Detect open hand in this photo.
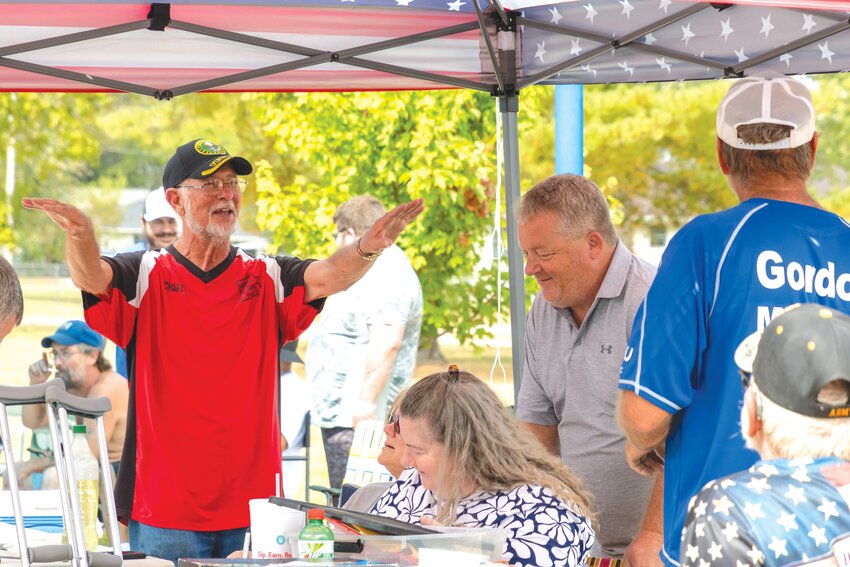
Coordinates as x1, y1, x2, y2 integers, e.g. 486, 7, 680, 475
22, 198, 94, 240
359, 199, 424, 254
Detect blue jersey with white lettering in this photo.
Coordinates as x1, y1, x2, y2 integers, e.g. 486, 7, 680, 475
619, 198, 850, 566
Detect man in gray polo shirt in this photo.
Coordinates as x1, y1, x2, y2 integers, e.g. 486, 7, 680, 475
516, 174, 660, 565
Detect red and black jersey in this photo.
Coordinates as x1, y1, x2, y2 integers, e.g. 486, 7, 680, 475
83, 245, 323, 531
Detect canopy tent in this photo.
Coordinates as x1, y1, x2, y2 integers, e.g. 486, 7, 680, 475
3, 0, 849, 397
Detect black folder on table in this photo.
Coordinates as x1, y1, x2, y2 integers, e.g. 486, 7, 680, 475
269, 496, 436, 537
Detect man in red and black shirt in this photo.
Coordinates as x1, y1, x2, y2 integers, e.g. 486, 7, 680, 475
24, 138, 423, 562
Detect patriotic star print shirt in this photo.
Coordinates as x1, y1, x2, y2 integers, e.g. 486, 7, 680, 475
681, 457, 850, 566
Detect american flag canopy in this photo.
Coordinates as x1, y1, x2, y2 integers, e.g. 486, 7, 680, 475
3, 0, 850, 96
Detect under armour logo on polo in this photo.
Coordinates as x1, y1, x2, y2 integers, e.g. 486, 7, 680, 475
601, 344, 613, 354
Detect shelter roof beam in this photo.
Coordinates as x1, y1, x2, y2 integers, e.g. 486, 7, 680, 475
0, 20, 149, 58
334, 21, 480, 59
337, 57, 491, 91
0, 57, 159, 97
472, 0, 507, 94
489, 0, 510, 28
167, 53, 334, 97
731, 18, 850, 74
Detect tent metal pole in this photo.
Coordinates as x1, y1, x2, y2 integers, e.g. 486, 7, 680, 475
500, 94, 525, 403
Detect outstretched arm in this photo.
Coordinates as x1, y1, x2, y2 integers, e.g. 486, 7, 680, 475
22, 198, 113, 296
303, 199, 424, 303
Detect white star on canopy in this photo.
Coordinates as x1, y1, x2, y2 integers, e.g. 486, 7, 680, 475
780, 53, 793, 67
720, 18, 734, 42
619, 0, 634, 19
659, 0, 672, 12
802, 14, 817, 35
585, 3, 598, 24
685, 544, 699, 562
656, 57, 671, 74
570, 38, 582, 55
819, 41, 835, 64
447, 0, 465, 10
681, 22, 695, 46
535, 41, 546, 62
761, 14, 775, 38
644, 32, 657, 45
549, 6, 562, 25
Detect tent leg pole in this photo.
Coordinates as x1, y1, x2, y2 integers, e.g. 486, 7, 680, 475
500, 94, 525, 405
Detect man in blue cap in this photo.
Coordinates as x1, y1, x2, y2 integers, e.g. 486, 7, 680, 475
22, 320, 128, 469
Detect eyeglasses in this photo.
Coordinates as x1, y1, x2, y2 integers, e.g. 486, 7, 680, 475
386, 413, 400, 435
739, 369, 753, 390
49, 348, 80, 362
177, 178, 248, 194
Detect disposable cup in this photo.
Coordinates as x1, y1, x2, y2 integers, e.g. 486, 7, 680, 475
248, 498, 305, 559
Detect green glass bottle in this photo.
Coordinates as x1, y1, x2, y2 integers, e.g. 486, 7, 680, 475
297, 509, 334, 560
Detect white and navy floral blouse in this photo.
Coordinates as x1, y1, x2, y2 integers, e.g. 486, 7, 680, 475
370, 468, 595, 567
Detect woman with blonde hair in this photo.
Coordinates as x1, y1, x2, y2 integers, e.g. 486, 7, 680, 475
371, 366, 595, 567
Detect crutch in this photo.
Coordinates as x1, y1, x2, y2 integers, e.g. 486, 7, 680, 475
0, 379, 74, 567
44, 385, 122, 567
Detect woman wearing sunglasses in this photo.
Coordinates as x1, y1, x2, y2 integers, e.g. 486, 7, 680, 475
371, 366, 596, 567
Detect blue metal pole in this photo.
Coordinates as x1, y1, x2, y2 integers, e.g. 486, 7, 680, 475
554, 85, 584, 175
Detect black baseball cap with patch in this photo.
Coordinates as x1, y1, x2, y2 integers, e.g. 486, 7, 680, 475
162, 139, 253, 190
735, 304, 850, 419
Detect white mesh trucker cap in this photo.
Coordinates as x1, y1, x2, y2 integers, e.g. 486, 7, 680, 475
716, 71, 815, 151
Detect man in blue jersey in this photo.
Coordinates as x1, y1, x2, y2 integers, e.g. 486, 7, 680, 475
617, 71, 850, 566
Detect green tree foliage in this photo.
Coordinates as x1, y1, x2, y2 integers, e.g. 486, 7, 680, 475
0, 94, 105, 260
250, 91, 501, 348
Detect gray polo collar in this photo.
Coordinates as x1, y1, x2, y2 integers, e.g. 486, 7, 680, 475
596, 240, 632, 300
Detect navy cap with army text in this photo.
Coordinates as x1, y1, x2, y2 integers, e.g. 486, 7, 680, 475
162, 139, 253, 190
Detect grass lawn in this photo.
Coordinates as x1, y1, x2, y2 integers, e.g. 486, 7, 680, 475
1, 276, 516, 502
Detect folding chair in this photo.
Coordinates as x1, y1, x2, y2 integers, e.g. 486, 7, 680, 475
311, 419, 392, 505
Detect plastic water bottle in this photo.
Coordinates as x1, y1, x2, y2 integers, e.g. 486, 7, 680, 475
71, 424, 99, 551
297, 509, 334, 560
